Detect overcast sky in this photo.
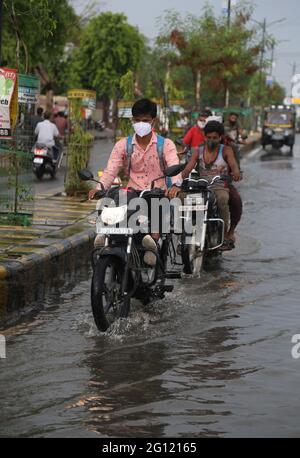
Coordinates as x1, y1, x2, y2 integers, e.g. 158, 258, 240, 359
73, 0, 300, 94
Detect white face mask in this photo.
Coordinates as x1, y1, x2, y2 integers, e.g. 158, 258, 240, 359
133, 121, 152, 137
197, 121, 206, 129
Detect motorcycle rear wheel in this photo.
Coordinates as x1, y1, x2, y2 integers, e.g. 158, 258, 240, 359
91, 256, 129, 331
35, 167, 44, 180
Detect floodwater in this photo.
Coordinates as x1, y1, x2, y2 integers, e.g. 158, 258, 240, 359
1, 140, 300, 438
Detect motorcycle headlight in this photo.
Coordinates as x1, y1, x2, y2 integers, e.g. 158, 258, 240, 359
266, 129, 273, 135
101, 205, 127, 225
284, 129, 292, 136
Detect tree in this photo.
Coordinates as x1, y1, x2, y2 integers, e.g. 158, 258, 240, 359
70, 12, 144, 99
2, 0, 79, 108
248, 72, 285, 107
2, 1, 78, 74
156, 3, 262, 108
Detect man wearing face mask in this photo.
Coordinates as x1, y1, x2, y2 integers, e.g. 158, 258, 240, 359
89, 98, 182, 265
182, 120, 241, 250
182, 110, 212, 150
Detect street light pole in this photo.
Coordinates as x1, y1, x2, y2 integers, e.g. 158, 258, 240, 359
225, 0, 231, 108
250, 17, 286, 104
270, 40, 275, 76
291, 62, 297, 98
227, 0, 231, 28
259, 18, 267, 102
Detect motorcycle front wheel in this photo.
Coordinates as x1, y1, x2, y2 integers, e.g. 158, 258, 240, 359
91, 256, 130, 331
181, 236, 204, 276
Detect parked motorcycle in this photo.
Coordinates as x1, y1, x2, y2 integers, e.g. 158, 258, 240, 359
78, 164, 185, 332
179, 172, 229, 276
32, 142, 63, 180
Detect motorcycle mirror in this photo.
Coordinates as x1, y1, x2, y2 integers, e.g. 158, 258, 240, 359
165, 164, 185, 177
78, 169, 94, 181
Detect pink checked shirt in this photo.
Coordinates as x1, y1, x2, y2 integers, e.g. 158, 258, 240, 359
99, 133, 182, 190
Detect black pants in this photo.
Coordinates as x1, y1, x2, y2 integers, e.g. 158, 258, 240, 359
52, 145, 59, 161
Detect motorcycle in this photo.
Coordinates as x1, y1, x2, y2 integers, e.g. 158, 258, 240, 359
78, 164, 185, 332
179, 172, 229, 276
32, 142, 63, 180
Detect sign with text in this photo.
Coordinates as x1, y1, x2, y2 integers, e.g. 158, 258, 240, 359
0, 67, 18, 139
68, 89, 96, 120
18, 74, 40, 105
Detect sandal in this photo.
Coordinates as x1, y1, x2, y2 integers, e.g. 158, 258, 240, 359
219, 239, 235, 251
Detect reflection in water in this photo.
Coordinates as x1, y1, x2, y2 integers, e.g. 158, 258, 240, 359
260, 156, 294, 170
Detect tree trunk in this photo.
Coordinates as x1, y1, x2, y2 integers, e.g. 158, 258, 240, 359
164, 61, 171, 108
224, 80, 230, 108
195, 69, 201, 109
46, 89, 53, 113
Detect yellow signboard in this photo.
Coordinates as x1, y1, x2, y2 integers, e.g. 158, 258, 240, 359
67, 89, 96, 100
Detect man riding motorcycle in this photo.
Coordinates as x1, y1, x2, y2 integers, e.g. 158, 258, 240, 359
34, 111, 60, 161
183, 109, 212, 149
182, 120, 241, 250
89, 98, 182, 265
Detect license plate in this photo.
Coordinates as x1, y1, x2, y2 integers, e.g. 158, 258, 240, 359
34, 158, 44, 164
179, 205, 206, 212
96, 227, 133, 235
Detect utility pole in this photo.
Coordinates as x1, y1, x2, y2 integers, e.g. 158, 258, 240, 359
258, 18, 267, 103
291, 62, 297, 98
270, 40, 275, 76
225, 0, 231, 108
0, 0, 3, 66
227, 0, 231, 28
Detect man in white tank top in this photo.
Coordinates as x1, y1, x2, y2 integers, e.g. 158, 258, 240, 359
182, 121, 241, 249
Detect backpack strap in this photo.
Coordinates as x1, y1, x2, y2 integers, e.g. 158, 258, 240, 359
126, 134, 172, 187
126, 135, 134, 174
156, 135, 166, 173
157, 135, 174, 188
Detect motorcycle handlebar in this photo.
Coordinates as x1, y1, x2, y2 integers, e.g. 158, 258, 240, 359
140, 188, 166, 199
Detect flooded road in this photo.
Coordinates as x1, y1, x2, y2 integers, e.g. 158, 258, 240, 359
1, 140, 300, 438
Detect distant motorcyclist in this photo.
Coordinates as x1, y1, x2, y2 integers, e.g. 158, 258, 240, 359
54, 111, 68, 141
183, 109, 212, 149
224, 112, 248, 164
34, 111, 60, 161
30, 107, 44, 131
224, 112, 244, 142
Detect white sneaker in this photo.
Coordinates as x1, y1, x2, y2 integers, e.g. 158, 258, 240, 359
94, 234, 105, 248
142, 235, 158, 267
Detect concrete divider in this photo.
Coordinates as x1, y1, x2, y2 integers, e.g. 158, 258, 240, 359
0, 228, 95, 323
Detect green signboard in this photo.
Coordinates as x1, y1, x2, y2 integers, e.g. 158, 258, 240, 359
18, 74, 40, 104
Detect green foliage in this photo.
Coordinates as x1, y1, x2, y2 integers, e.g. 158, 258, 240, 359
65, 124, 93, 196
2, 0, 79, 86
151, 1, 284, 109
70, 12, 144, 97
120, 70, 135, 101
248, 72, 285, 107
